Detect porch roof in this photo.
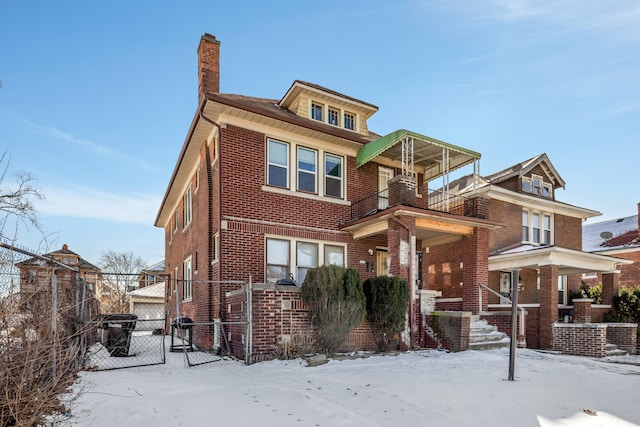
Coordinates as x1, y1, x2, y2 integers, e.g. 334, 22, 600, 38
489, 245, 633, 275
355, 129, 481, 181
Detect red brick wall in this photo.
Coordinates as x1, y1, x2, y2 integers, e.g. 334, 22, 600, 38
421, 311, 470, 352
554, 213, 582, 250
427, 240, 463, 298
584, 251, 640, 291
486, 199, 521, 252
462, 227, 489, 313
606, 323, 637, 355
553, 324, 607, 357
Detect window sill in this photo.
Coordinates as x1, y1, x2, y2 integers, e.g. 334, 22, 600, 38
262, 185, 351, 206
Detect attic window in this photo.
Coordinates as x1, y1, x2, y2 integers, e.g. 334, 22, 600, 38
522, 175, 552, 198
311, 102, 323, 122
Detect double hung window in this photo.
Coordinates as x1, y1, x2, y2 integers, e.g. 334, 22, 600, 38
522, 209, 552, 245
268, 139, 289, 188
297, 147, 317, 193
325, 154, 343, 198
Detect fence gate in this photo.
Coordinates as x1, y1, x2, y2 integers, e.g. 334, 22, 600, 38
173, 279, 252, 367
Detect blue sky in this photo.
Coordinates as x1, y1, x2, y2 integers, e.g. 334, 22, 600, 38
1, 0, 639, 265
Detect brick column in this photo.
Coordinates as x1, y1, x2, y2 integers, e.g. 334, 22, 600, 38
388, 175, 417, 208
572, 299, 593, 323
462, 227, 489, 314
387, 216, 415, 283
539, 264, 559, 350
601, 272, 620, 308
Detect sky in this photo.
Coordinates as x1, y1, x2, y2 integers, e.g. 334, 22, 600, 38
1, 0, 639, 266
58, 342, 640, 426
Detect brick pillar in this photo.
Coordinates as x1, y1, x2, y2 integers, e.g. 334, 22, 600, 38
388, 175, 417, 208
601, 272, 620, 308
573, 299, 593, 323
539, 264, 559, 349
387, 216, 415, 282
462, 227, 489, 314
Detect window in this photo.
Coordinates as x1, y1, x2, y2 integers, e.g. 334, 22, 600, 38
183, 257, 192, 301
499, 271, 512, 296
296, 242, 318, 285
297, 147, 317, 193
266, 237, 345, 284
183, 184, 192, 227
328, 108, 339, 126
522, 208, 553, 245
523, 174, 553, 198
212, 232, 219, 263
558, 275, 567, 305
311, 102, 323, 121
344, 112, 355, 130
267, 139, 289, 188
325, 153, 343, 198
266, 238, 290, 284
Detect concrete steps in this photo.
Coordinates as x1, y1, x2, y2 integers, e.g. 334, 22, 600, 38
606, 343, 628, 357
469, 317, 510, 351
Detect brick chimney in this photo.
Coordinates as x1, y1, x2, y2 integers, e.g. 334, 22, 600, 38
197, 33, 220, 103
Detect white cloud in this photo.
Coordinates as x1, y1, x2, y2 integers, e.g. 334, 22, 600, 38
35, 184, 161, 225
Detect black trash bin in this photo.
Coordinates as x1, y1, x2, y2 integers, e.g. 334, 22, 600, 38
170, 316, 194, 352
99, 314, 138, 357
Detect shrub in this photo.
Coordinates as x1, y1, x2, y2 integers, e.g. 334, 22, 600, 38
362, 276, 410, 352
301, 265, 366, 356
613, 286, 640, 323
568, 282, 602, 304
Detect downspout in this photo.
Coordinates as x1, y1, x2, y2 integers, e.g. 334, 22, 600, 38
391, 214, 415, 348
199, 111, 222, 321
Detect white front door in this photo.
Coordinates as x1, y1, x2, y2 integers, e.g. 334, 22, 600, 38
378, 166, 394, 210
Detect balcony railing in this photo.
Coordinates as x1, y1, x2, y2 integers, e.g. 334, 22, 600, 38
349, 188, 487, 222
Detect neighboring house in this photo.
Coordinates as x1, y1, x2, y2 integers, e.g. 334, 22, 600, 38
127, 281, 166, 331
137, 260, 165, 289
155, 34, 502, 357
433, 154, 632, 349
583, 203, 640, 289
16, 244, 104, 312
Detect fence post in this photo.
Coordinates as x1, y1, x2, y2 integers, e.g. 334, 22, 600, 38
246, 275, 253, 365
51, 269, 58, 378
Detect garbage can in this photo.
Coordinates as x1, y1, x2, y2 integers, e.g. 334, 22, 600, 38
99, 314, 138, 357
170, 316, 194, 352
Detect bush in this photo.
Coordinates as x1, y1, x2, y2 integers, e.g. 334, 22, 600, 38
362, 276, 410, 352
613, 286, 640, 323
568, 282, 602, 304
301, 265, 366, 356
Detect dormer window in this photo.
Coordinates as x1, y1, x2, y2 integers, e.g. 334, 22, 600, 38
311, 102, 323, 122
344, 112, 355, 130
328, 108, 339, 126
522, 174, 552, 198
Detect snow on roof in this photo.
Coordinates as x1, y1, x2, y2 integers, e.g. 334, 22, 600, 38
583, 215, 639, 252
127, 281, 165, 299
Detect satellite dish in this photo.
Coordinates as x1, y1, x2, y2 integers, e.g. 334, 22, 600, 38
600, 231, 613, 239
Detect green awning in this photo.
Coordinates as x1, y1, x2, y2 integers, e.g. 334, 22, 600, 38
356, 129, 481, 181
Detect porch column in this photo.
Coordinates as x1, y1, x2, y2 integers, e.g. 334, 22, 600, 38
461, 227, 489, 314
387, 216, 415, 282
601, 271, 620, 308
539, 264, 559, 350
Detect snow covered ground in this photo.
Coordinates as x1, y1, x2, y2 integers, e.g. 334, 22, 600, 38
58, 345, 640, 426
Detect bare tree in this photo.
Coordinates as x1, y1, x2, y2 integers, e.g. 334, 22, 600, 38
0, 150, 44, 243
98, 250, 146, 312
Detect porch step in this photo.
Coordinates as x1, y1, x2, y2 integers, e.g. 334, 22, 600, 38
469, 318, 510, 351
606, 343, 628, 357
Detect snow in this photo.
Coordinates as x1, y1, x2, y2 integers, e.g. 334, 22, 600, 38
57, 342, 640, 427
583, 215, 638, 252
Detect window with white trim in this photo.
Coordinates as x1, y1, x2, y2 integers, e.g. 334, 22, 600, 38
325, 153, 343, 198
558, 275, 567, 305
265, 237, 345, 285
522, 174, 553, 198
268, 139, 289, 188
212, 232, 219, 263
522, 208, 553, 245
183, 257, 192, 301
297, 147, 317, 193
311, 102, 323, 122
328, 107, 339, 126
344, 112, 355, 130
183, 184, 192, 228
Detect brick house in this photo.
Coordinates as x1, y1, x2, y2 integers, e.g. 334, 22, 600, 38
582, 203, 640, 289
430, 154, 633, 349
155, 34, 506, 358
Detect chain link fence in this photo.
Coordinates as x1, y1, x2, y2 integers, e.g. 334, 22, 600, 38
0, 241, 97, 426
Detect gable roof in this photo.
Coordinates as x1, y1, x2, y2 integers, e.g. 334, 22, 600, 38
279, 80, 378, 111
583, 214, 640, 252
484, 153, 565, 189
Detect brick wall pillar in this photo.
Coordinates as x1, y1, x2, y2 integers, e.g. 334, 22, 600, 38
387, 216, 415, 282
539, 264, 559, 349
388, 175, 417, 208
573, 299, 593, 323
601, 271, 620, 308
462, 227, 489, 314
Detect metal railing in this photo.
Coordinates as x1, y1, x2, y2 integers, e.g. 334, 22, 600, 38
479, 283, 526, 337
349, 188, 485, 222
